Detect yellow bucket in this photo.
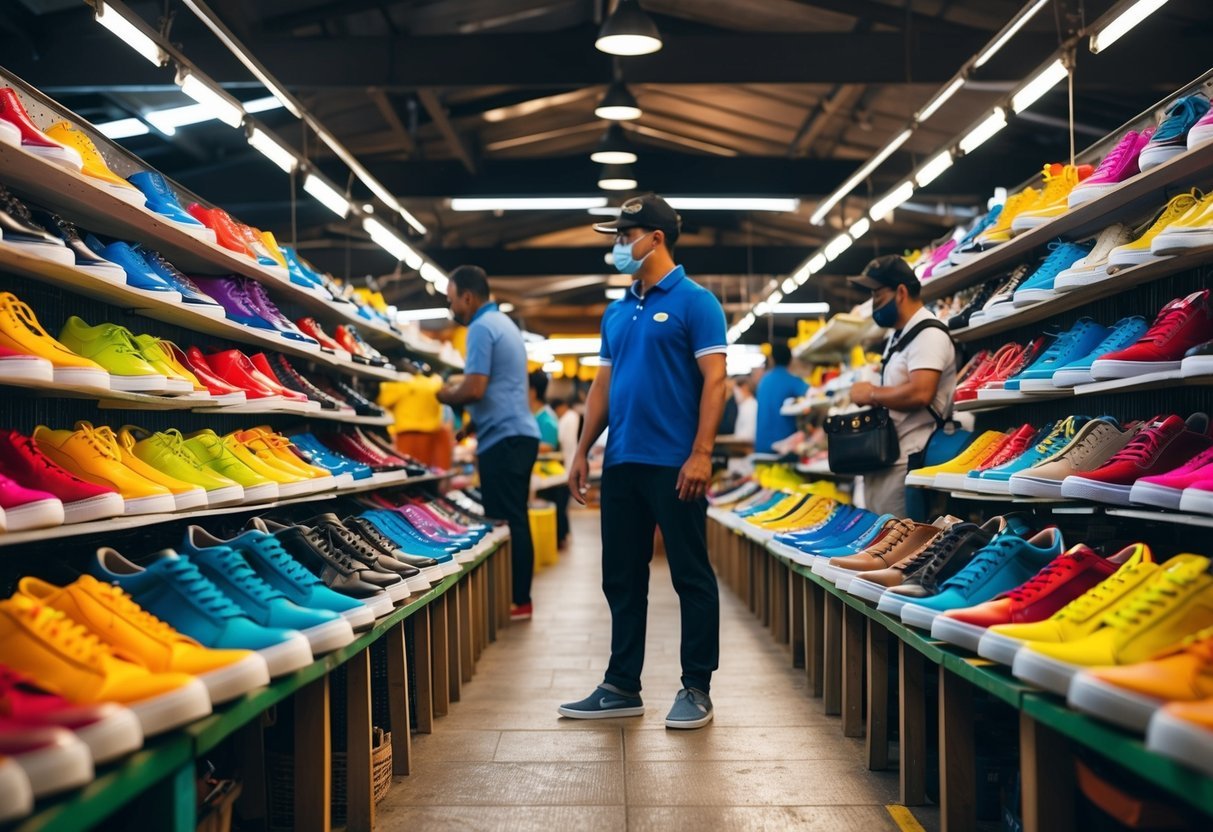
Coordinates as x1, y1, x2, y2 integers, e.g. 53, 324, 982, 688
529, 502, 558, 569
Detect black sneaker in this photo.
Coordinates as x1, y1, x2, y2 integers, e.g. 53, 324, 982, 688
0, 187, 68, 255
969, 263, 1035, 325
271, 355, 348, 412
948, 277, 1002, 330
558, 685, 644, 720
341, 515, 445, 580
303, 513, 429, 594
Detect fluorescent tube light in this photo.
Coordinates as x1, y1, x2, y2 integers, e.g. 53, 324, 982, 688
420, 263, 448, 294
807, 253, 827, 273
450, 197, 608, 211
247, 127, 298, 173
849, 217, 871, 240
244, 96, 285, 114
974, 0, 1050, 67
823, 234, 853, 262
915, 76, 965, 123
589, 207, 622, 217
768, 291, 784, 305
810, 128, 912, 225
915, 150, 954, 186
396, 307, 452, 322
793, 266, 811, 286
304, 174, 350, 218
754, 302, 770, 317
176, 69, 245, 129
771, 303, 831, 315
1011, 58, 1068, 113
781, 277, 797, 294
605, 287, 626, 300
145, 103, 213, 135
363, 217, 421, 266
869, 181, 915, 222
1089, 0, 1170, 53
95, 2, 165, 66
666, 197, 801, 212
96, 118, 149, 139
542, 361, 564, 373
958, 108, 1007, 154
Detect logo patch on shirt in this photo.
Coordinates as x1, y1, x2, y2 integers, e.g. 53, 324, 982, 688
653, 312, 669, 322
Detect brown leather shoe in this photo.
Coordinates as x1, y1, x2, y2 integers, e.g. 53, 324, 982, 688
844, 516, 965, 600
818, 519, 947, 584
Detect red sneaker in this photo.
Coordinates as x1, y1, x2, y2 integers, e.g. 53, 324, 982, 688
931, 544, 1128, 651
1061, 413, 1213, 505
203, 349, 292, 401
295, 318, 345, 355
0, 430, 124, 524
1091, 289, 1213, 379
510, 603, 533, 621
981, 336, 1049, 393
954, 344, 1016, 402
0, 665, 142, 764
176, 345, 248, 404
0, 718, 93, 799
0, 88, 81, 170
186, 204, 255, 258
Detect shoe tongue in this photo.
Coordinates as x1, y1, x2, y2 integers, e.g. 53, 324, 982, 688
307, 512, 344, 527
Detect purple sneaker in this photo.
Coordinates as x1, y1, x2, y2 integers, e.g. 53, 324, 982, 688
240, 280, 320, 349
1067, 127, 1155, 208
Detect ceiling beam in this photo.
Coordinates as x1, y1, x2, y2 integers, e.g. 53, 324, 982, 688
367, 87, 417, 157
416, 89, 478, 173
790, 0, 986, 34
425, 246, 812, 276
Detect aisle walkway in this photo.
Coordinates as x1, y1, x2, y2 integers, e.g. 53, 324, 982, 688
379, 509, 920, 831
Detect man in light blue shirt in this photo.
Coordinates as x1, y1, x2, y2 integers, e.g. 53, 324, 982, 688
755, 342, 808, 453
439, 265, 540, 619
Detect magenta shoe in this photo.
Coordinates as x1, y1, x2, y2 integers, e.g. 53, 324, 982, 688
1130, 445, 1213, 510
1067, 127, 1155, 208
0, 474, 65, 532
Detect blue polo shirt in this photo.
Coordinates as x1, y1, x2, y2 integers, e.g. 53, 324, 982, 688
464, 302, 540, 453
755, 366, 809, 453
599, 266, 727, 468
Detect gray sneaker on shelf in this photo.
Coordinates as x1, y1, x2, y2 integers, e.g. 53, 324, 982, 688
558, 685, 644, 720
665, 688, 713, 729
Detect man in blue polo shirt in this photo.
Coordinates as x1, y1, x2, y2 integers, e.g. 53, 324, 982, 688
561, 195, 728, 729
755, 342, 808, 453
439, 265, 540, 620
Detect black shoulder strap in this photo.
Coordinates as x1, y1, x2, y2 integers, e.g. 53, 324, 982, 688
881, 317, 954, 425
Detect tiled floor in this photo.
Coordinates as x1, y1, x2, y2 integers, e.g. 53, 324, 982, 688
378, 509, 928, 831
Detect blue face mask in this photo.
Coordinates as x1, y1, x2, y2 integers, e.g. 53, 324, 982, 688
872, 294, 899, 328
612, 232, 654, 275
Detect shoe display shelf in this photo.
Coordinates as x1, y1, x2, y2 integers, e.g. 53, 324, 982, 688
15, 529, 513, 832
779, 395, 833, 417
920, 139, 1213, 303
706, 517, 1213, 829
955, 368, 1213, 413
791, 313, 880, 365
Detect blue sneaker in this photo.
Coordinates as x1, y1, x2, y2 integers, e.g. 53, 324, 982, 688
558, 685, 644, 720
665, 688, 713, 729
1140, 94, 1211, 171
948, 204, 1004, 265
1011, 240, 1092, 306
901, 527, 1065, 631
223, 523, 377, 632
814, 515, 901, 558
291, 434, 374, 481
135, 247, 226, 317
90, 546, 314, 678
966, 416, 1090, 495
790, 510, 885, 554
180, 526, 352, 655
127, 171, 212, 239
361, 510, 462, 560
83, 235, 182, 301
1050, 317, 1150, 387
1005, 319, 1110, 391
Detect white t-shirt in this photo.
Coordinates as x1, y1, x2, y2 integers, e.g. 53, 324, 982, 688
880, 306, 956, 464
558, 408, 582, 469
733, 396, 758, 441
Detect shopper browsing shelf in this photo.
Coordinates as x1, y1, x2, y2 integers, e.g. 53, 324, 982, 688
755, 342, 808, 453
846, 255, 956, 518
439, 266, 540, 621
563, 194, 728, 729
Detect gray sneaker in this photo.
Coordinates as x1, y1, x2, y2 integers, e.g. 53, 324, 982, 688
665, 688, 713, 729
558, 686, 644, 720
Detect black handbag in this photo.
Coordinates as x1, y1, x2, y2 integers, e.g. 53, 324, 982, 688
824, 318, 954, 475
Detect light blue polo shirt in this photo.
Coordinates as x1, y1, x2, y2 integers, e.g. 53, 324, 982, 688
599, 266, 727, 468
464, 302, 540, 453
755, 366, 809, 453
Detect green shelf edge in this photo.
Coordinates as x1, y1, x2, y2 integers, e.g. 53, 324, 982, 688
12, 539, 504, 832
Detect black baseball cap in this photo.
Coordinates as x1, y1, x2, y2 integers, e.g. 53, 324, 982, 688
592, 194, 681, 238
848, 254, 921, 293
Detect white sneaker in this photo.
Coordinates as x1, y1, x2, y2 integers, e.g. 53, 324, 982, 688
1053, 223, 1133, 293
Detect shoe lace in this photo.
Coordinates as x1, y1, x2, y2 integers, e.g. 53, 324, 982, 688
940, 534, 1024, 593
1006, 556, 1078, 603
248, 535, 320, 586
3, 295, 54, 340
19, 603, 109, 663
1154, 97, 1208, 142
1105, 568, 1197, 630
895, 525, 971, 576
94, 582, 184, 640
1037, 164, 1075, 201
163, 558, 243, 617
1057, 564, 1147, 621
2, 189, 37, 224
349, 517, 398, 552
1032, 416, 1083, 456
1097, 318, 1148, 351
76, 422, 123, 460
1141, 297, 1197, 345
99, 324, 142, 355
1143, 190, 1203, 235
213, 549, 285, 602
309, 524, 360, 569
1091, 131, 1138, 177
1109, 421, 1175, 464
1035, 241, 1091, 278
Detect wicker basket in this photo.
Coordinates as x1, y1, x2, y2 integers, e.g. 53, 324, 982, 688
267, 727, 393, 830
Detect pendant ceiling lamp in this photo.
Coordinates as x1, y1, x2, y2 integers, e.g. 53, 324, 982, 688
598, 163, 638, 191
595, 81, 641, 121
590, 124, 638, 165
595, 0, 662, 56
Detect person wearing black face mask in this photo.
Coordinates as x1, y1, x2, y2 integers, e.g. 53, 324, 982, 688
846, 255, 956, 518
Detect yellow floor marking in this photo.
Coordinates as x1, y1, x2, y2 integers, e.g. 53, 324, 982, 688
886, 804, 927, 832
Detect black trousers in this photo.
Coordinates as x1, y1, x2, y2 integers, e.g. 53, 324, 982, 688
600, 463, 720, 695
478, 435, 539, 606
537, 485, 570, 544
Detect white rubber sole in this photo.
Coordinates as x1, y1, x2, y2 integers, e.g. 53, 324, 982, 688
1182, 356, 1213, 377
198, 653, 270, 703
1090, 358, 1180, 379
62, 492, 125, 524
258, 634, 314, 677
204, 484, 246, 507
274, 479, 318, 499
1018, 377, 1064, 392
666, 709, 714, 730
1152, 229, 1213, 254
176, 221, 217, 244
848, 578, 890, 604
1106, 247, 1162, 269
1067, 672, 1162, 733
1048, 368, 1094, 387
3, 497, 65, 531
1189, 124, 1213, 150
1067, 181, 1126, 208
1013, 288, 1056, 306
7, 237, 76, 267
1054, 267, 1113, 292
1012, 648, 1081, 695
977, 630, 1026, 666
11, 734, 93, 798
101, 183, 147, 208
27, 143, 83, 171
0, 355, 53, 383
301, 617, 356, 654
170, 488, 209, 512
0, 121, 20, 148
968, 477, 1014, 495
834, 574, 857, 592
1128, 480, 1184, 510
930, 615, 989, 652
122, 492, 177, 516
903, 473, 937, 487
933, 473, 978, 492
439, 559, 463, 577
0, 757, 33, 822
1178, 488, 1213, 515
359, 592, 394, 619
1011, 213, 1062, 233
341, 604, 376, 631
1007, 475, 1066, 499
160, 378, 195, 395
182, 301, 228, 319
405, 574, 432, 593
876, 591, 916, 618
1138, 143, 1185, 171
383, 579, 411, 603
900, 602, 942, 630
1146, 708, 1213, 776
1059, 476, 1134, 506
123, 285, 182, 305
52, 366, 111, 389
241, 482, 280, 504
73, 706, 144, 763
109, 373, 170, 393
127, 678, 212, 736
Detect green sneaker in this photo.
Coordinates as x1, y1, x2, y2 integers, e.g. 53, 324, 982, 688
121, 427, 245, 507
183, 430, 279, 504
57, 316, 167, 393
130, 334, 197, 395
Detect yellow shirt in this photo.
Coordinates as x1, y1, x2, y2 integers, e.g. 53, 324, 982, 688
378, 374, 445, 434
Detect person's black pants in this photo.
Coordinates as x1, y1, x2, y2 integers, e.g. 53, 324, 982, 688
478, 435, 539, 606
600, 463, 720, 695
538, 485, 570, 544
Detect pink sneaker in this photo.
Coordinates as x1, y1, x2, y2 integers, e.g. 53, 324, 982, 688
1189, 108, 1213, 150
0, 718, 93, 798
0, 474, 64, 532
1067, 127, 1155, 208
1129, 445, 1213, 509
921, 239, 957, 280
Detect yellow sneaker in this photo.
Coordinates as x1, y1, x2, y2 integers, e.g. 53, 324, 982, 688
0, 293, 109, 388
131, 335, 203, 395
0, 594, 211, 736
746, 493, 808, 525
1108, 189, 1204, 270
257, 230, 289, 269
244, 428, 334, 482
1151, 190, 1213, 255
905, 430, 1008, 487
221, 432, 314, 499
43, 123, 145, 207
121, 427, 245, 508
182, 430, 279, 504
977, 181, 1046, 244
230, 429, 334, 494
1013, 554, 1213, 695
759, 496, 835, 532
33, 422, 176, 516
104, 426, 208, 512
17, 575, 268, 704
1009, 163, 1094, 233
